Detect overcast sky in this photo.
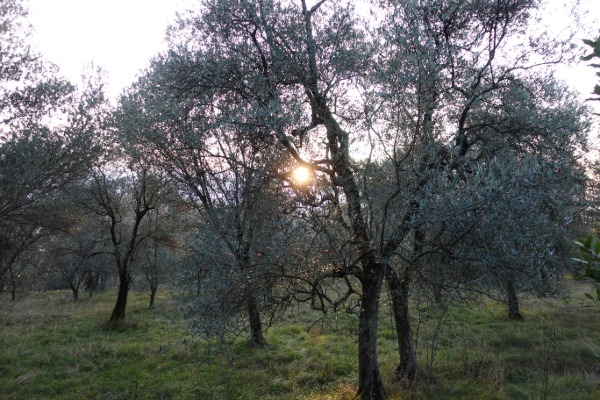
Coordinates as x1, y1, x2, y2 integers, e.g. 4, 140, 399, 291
27, 0, 194, 99
26, 0, 600, 102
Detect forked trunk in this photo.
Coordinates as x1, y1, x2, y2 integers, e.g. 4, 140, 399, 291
356, 268, 386, 400
110, 271, 130, 321
247, 294, 265, 346
386, 266, 419, 382
506, 278, 523, 320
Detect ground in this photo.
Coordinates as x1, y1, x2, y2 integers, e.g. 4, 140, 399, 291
0, 279, 599, 399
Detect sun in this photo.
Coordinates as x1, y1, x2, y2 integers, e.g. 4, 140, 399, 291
291, 165, 312, 185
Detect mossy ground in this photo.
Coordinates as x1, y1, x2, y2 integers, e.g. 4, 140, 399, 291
1, 279, 599, 399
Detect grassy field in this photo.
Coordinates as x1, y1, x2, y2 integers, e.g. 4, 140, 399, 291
1, 280, 599, 400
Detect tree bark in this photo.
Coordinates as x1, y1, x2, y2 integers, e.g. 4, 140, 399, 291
506, 278, 523, 320
110, 269, 130, 321
356, 268, 387, 400
247, 293, 265, 346
385, 266, 419, 383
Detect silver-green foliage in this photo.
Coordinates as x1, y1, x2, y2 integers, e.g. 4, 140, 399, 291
0, 0, 107, 289
118, 0, 591, 395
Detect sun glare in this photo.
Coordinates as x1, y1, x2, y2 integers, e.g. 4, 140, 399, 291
291, 165, 312, 185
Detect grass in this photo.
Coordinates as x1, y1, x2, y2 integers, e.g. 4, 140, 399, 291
1, 279, 599, 399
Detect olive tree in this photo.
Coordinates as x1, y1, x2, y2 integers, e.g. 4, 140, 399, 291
118, 69, 298, 344
162, 3, 390, 395
0, 221, 40, 299
361, 0, 589, 382
134, 203, 186, 308
76, 168, 170, 321
121, 0, 589, 397
0, 0, 106, 290
42, 210, 111, 301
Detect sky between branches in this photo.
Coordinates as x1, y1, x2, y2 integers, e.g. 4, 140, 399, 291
27, 0, 600, 105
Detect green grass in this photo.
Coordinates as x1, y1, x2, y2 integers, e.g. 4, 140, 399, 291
1, 279, 599, 399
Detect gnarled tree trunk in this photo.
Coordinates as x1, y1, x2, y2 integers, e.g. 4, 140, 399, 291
149, 286, 157, 308
247, 294, 265, 346
506, 278, 523, 320
386, 266, 419, 383
356, 267, 386, 400
69, 281, 80, 302
110, 268, 130, 321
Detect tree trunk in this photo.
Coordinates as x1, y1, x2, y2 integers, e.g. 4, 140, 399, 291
70, 283, 79, 302
69, 273, 81, 302
9, 266, 16, 301
539, 267, 550, 296
247, 294, 265, 346
386, 266, 419, 383
110, 270, 130, 321
149, 286, 157, 308
196, 268, 202, 296
87, 272, 98, 298
98, 272, 106, 291
506, 278, 523, 320
356, 268, 387, 400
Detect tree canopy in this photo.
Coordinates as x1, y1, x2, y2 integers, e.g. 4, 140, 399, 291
0, 0, 596, 399
111, 0, 590, 397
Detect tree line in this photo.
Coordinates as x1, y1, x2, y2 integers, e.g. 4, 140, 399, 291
1, 0, 597, 399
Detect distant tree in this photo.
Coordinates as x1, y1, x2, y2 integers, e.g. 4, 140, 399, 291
84, 264, 110, 298
0, 190, 99, 299
0, 223, 39, 300
138, 236, 167, 308
77, 168, 169, 321
135, 205, 183, 308
43, 211, 108, 301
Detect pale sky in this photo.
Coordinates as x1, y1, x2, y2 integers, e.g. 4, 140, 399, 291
27, 0, 194, 99
26, 0, 600, 103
